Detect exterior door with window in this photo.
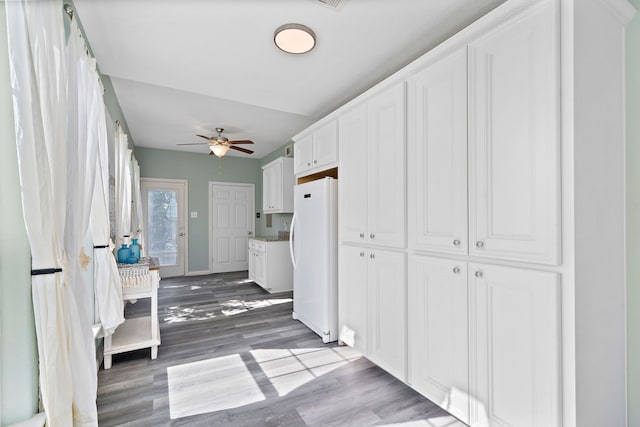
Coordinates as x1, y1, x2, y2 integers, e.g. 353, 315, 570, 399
141, 178, 187, 277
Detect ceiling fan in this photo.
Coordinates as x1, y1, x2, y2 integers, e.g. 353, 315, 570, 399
177, 128, 254, 157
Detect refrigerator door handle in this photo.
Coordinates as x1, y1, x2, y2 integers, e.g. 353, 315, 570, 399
289, 212, 297, 269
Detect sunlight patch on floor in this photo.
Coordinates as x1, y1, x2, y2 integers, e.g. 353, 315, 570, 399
221, 298, 293, 316
376, 417, 467, 427
163, 305, 216, 323
167, 354, 265, 419
251, 347, 361, 396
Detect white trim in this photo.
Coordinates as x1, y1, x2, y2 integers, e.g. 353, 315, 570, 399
208, 181, 255, 273
141, 177, 189, 277
597, 0, 637, 24
186, 270, 210, 276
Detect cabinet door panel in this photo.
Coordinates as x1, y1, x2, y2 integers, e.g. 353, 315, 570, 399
338, 104, 368, 244
409, 48, 468, 254
294, 134, 313, 174
469, 263, 561, 427
468, 0, 560, 264
408, 255, 469, 424
313, 120, 338, 168
337, 245, 368, 353
367, 83, 407, 248
368, 250, 406, 381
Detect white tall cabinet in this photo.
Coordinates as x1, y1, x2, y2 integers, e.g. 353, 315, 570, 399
290, 0, 636, 425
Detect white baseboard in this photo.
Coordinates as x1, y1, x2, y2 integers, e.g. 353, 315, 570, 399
186, 270, 210, 276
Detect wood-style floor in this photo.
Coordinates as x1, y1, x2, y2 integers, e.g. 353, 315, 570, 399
97, 272, 464, 426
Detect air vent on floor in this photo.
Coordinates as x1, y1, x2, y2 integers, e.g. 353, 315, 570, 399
314, 0, 343, 9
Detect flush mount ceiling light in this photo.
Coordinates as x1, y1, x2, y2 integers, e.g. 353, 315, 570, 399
274, 23, 316, 54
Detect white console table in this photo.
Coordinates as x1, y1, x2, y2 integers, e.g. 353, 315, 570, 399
103, 267, 161, 369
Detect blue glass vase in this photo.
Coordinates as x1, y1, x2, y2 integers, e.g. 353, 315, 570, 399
117, 244, 131, 264
129, 238, 141, 263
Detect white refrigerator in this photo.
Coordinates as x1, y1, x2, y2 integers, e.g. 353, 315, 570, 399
289, 177, 338, 343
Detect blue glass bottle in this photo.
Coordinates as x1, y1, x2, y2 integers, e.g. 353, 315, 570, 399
129, 238, 141, 263
117, 244, 130, 264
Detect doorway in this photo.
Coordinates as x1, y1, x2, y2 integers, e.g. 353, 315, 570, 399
209, 182, 255, 273
141, 178, 188, 277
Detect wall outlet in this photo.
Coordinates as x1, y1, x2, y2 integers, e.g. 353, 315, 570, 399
191, 211, 198, 218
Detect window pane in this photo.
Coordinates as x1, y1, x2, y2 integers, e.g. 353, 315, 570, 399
147, 190, 178, 266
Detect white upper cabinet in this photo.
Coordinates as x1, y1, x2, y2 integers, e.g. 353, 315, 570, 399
468, 262, 561, 427
468, 0, 560, 265
262, 157, 294, 213
408, 48, 468, 255
339, 82, 407, 249
293, 120, 338, 176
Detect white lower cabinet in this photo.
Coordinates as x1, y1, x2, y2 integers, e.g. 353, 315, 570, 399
248, 239, 293, 293
339, 245, 406, 381
408, 256, 469, 424
408, 256, 561, 427
468, 263, 561, 427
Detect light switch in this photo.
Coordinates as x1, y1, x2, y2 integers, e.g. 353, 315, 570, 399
191, 212, 198, 218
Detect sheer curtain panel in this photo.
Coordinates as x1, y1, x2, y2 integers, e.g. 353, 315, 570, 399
115, 127, 132, 245
6, 1, 98, 425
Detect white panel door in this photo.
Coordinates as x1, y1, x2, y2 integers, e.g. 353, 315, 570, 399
141, 178, 187, 277
337, 244, 368, 353
367, 82, 407, 248
210, 183, 254, 273
312, 120, 338, 168
367, 249, 406, 381
468, 0, 560, 265
294, 133, 313, 174
468, 263, 561, 427
409, 48, 468, 255
338, 103, 368, 244
408, 255, 469, 424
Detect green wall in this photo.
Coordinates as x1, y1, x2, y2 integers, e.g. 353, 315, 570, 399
135, 143, 295, 273
0, 4, 40, 424
628, 1, 640, 426
135, 147, 262, 272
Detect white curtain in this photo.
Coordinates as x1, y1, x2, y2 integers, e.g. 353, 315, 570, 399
131, 156, 144, 254
5, 1, 97, 425
115, 127, 132, 245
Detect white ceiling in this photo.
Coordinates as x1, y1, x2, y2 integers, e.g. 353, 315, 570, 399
73, 0, 505, 159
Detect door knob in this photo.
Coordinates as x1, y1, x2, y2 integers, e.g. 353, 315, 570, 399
248, 231, 253, 235
179, 232, 185, 237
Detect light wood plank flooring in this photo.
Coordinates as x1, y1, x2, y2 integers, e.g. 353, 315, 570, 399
97, 272, 464, 426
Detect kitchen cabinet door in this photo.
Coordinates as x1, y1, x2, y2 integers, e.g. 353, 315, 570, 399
253, 248, 266, 286
293, 134, 313, 174
338, 104, 368, 244
262, 157, 294, 213
367, 249, 406, 381
312, 120, 338, 168
408, 48, 468, 255
248, 248, 256, 281
468, 0, 560, 265
367, 82, 407, 249
468, 263, 561, 427
337, 244, 369, 354
408, 255, 469, 424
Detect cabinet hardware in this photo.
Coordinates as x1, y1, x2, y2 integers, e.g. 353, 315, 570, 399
453, 266, 460, 274
370, 233, 375, 239
476, 241, 484, 248
475, 270, 483, 278
453, 239, 461, 246
360, 252, 365, 257
370, 253, 375, 259
360, 233, 365, 238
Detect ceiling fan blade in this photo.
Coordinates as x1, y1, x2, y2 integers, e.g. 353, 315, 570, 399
196, 134, 213, 141
228, 140, 254, 145
176, 142, 209, 146
229, 145, 254, 154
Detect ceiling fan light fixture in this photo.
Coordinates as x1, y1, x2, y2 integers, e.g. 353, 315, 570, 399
274, 23, 316, 54
210, 144, 230, 157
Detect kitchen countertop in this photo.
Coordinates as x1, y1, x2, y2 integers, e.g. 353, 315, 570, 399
251, 235, 289, 242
